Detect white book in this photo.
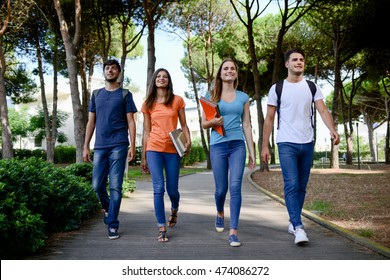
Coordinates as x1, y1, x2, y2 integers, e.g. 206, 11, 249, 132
169, 128, 186, 157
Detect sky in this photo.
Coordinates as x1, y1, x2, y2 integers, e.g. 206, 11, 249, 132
124, 30, 189, 99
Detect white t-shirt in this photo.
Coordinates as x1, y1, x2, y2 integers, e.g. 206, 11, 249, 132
267, 79, 324, 144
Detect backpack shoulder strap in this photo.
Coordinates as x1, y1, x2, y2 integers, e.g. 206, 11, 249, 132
306, 80, 316, 98
92, 89, 100, 100
122, 88, 129, 100
275, 80, 283, 100
275, 80, 284, 129
306, 80, 317, 128
93, 88, 129, 100
122, 89, 130, 126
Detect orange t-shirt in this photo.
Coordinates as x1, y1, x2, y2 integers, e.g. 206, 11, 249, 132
141, 95, 185, 153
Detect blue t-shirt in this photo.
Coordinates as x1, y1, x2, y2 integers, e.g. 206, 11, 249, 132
89, 88, 138, 149
205, 90, 249, 145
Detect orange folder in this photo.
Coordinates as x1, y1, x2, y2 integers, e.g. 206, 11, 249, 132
200, 96, 226, 136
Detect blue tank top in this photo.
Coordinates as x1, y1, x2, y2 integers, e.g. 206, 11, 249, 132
205, 90, 249, 145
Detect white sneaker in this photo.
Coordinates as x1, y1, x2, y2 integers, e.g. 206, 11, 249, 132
288, 223, 295, 234
294, 228, 309, 244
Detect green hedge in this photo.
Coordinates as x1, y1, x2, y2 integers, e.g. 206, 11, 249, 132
54, 145, 76, 163
8, 143, 206, 166
180, 144, 206, 167
0, 159, 100, 259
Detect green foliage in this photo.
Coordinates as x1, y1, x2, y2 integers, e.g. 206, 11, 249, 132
11, 145, 145, 165
180, 142, 206, 167
305, 200, 332, 214
28, 107, 69, 144
64, 162, 136, 197
14, 149, 46, 160
357, 228, 374, 238
129, 146, 142, 166
109, 21, 144, 60
5, 64, 38, 104
8, 107, 30, 143
0, 158, 100, 259
122, 175, 136, 196
65, 162, 93, 182
0, 184, 46, 258
54, 145, 76, 163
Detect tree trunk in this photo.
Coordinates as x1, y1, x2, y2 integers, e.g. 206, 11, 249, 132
0, 41, 13, 159
35, 28, 56, 163
386, 113, 390, 164
330, 39, 341, 169
186, 25, 211, 169
49, 44, 59, 163
246, 16, 263, 170
53, 0, 85, 162
363, 114, 376, 162
146, 26, 156, 91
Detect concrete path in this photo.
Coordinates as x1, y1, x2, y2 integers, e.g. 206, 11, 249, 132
27, 168, 388, 260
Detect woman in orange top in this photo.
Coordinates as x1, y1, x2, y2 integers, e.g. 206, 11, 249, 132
141, 68, 191, 243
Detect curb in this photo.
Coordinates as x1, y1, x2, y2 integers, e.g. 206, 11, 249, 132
247, 169, 390, 259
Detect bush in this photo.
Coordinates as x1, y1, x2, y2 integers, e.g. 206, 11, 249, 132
0, 158, 100, 259
13, 149, 46, 160
122, 175, 136, 196
129, 146, 142, 166
11, 145, 144, 165
0, 184, 46, 258
65, 162, 93, 182
54, 145, 76, 163
180, 143, 206, 167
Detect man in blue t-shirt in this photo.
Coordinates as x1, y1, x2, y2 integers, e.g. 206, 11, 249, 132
83, 59, 137, 240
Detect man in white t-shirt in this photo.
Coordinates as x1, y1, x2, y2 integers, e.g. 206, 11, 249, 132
261, 48, 340, 245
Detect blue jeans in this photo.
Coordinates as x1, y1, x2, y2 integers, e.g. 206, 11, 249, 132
92, 145, 128, 229
146, 151, 181, 227
210, 140, 246, 230
278, 142, 314, 230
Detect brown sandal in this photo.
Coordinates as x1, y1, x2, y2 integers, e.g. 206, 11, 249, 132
168, 209, 178, 228
157, 227, 168, 243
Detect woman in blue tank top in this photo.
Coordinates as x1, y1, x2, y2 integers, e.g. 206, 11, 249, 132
202, 58, 256, 247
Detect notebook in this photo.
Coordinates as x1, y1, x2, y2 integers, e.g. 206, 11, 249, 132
169, 128, 187, 157
200, 96, 226, 136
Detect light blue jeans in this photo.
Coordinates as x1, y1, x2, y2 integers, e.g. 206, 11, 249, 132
210, 140, 246, 230
92, 145, 128, 229
146, 151, 181, 228
278, 142, 314, 230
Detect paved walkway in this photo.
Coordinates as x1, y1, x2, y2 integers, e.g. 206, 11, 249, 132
27, 166, 389, 260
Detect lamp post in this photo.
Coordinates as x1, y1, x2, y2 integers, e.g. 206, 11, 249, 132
356, 122, 361, 169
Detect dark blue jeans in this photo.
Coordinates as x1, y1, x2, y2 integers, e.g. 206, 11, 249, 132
210, 140, 246, 230
92, 145, 128, 229
146, 151, 181, 227
278, 142, 314, 229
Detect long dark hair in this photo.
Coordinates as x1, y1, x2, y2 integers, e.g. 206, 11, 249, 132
211, 58, 238, 102
144, 68, 174, 109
